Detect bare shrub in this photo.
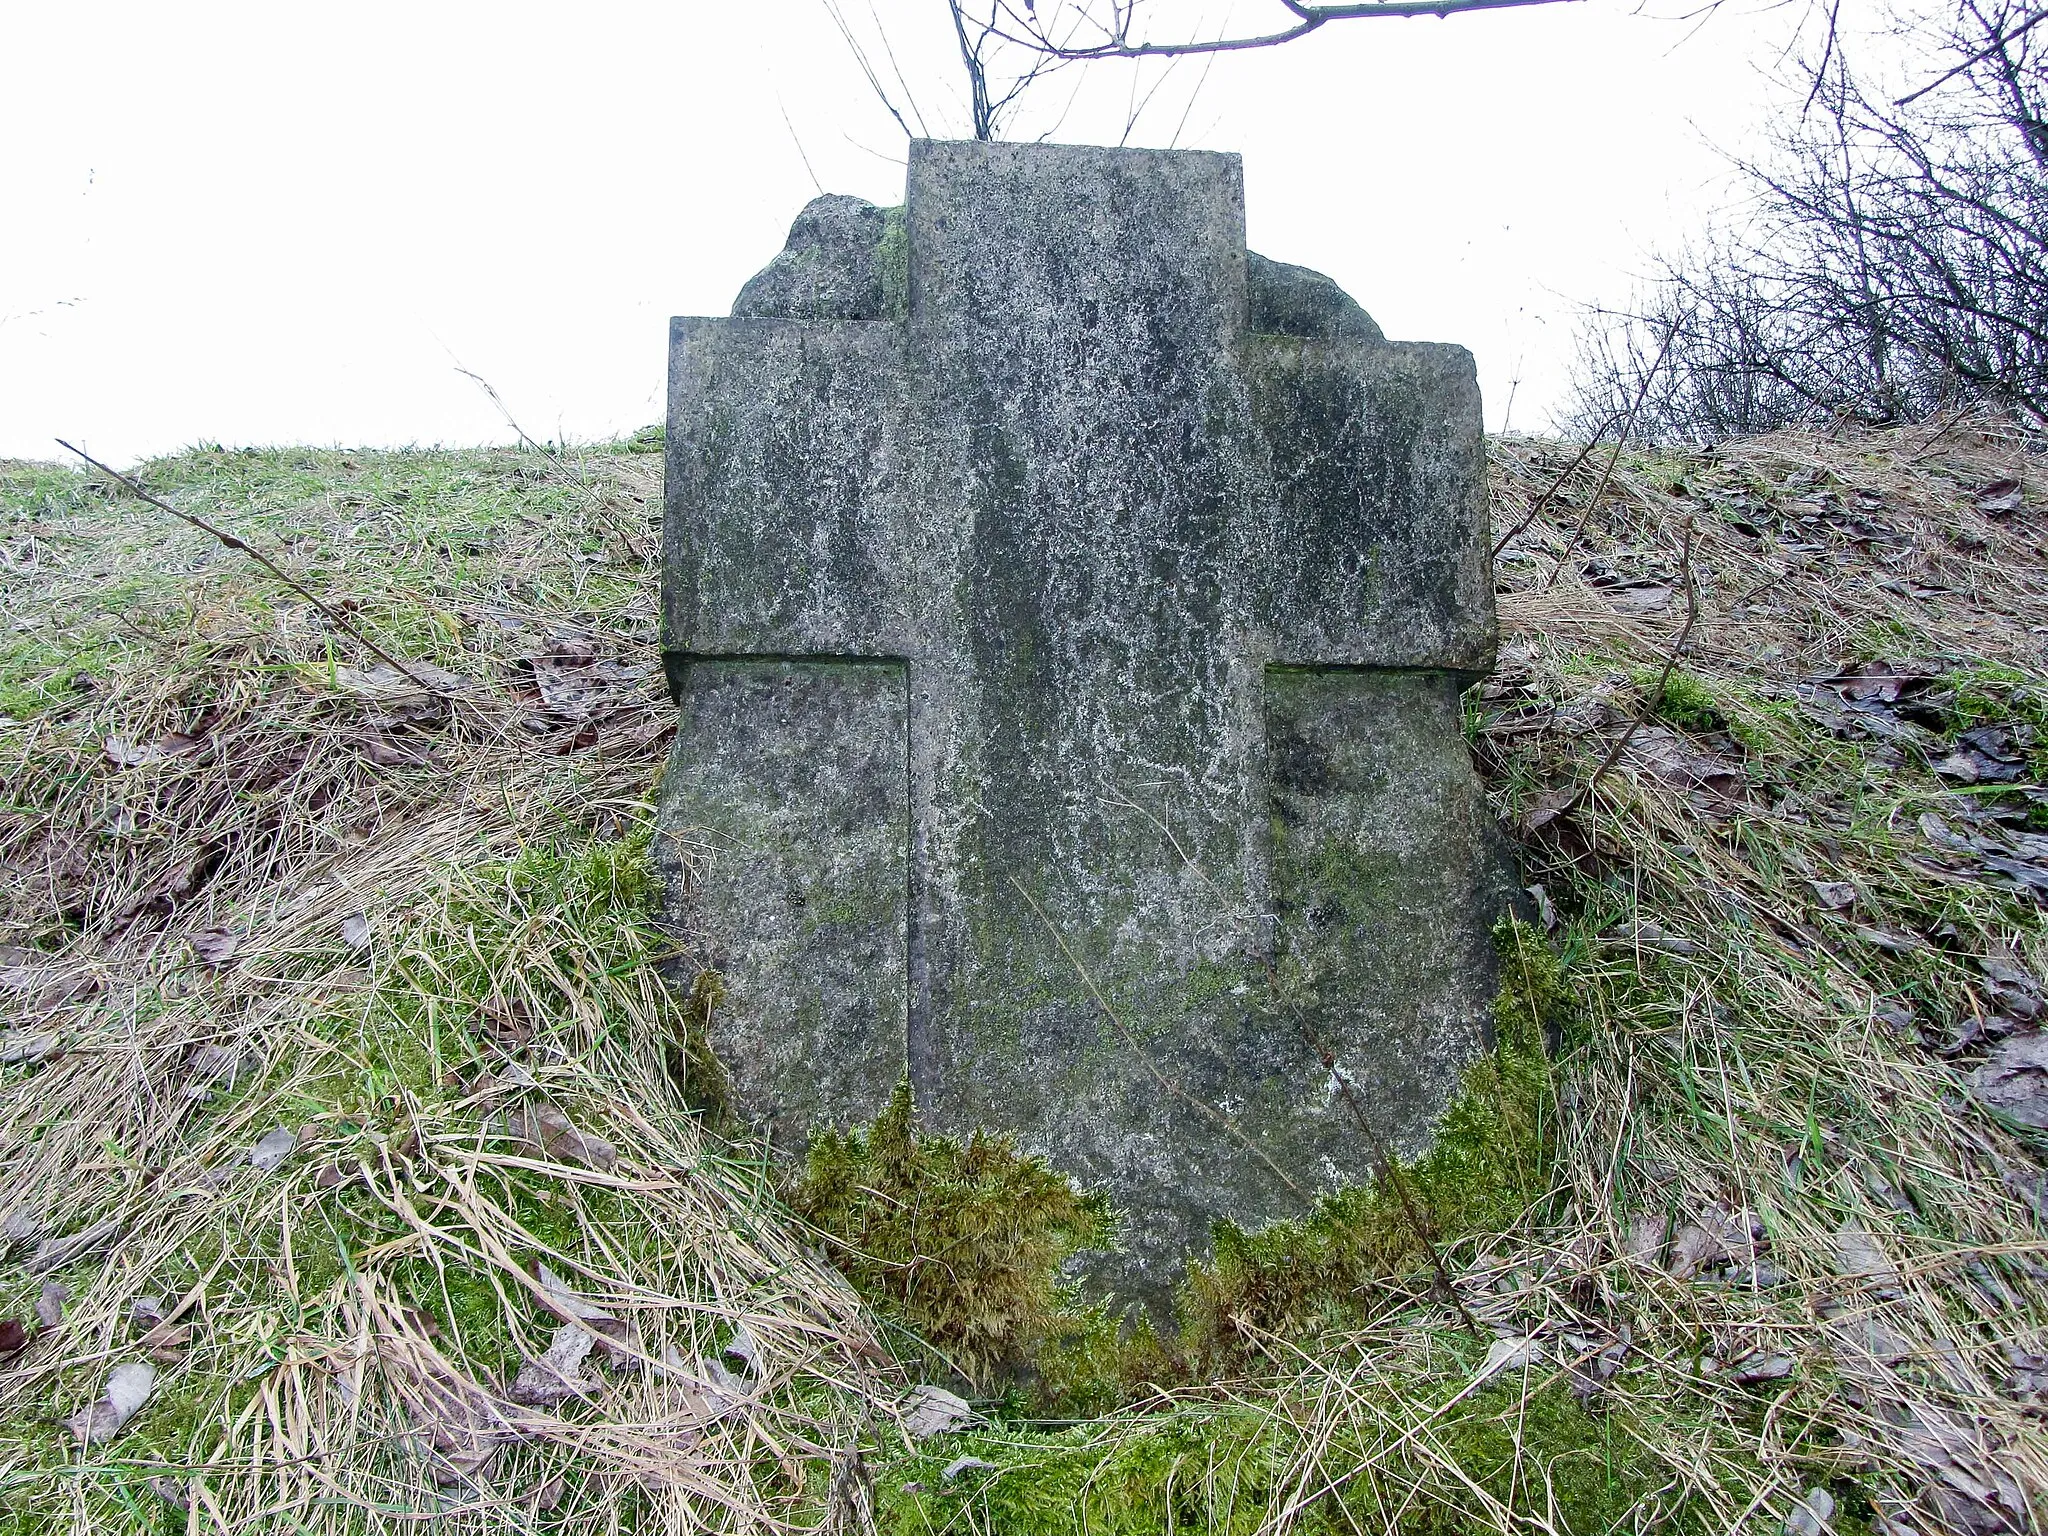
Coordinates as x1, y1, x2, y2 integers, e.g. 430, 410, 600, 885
1570, 0, 2048, 442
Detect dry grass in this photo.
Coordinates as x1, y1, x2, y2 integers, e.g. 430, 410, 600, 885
2, 415, 2045, 1533
0, 442, 899, 1532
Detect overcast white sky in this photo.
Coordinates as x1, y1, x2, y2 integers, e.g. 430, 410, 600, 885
2, 0, 1838, 464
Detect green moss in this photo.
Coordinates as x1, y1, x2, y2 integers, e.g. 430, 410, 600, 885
1177, 920, 1565, 1364
300, 825, 664, 1105
669, 968, 735, 1122
878, 1376, 1712, 1534
1640, 668, 1726, 733
786, 1077, 1111, 1384
878, 205, 909, 319
1946, 663, 2048, 771
1182, 959, 1247, 1009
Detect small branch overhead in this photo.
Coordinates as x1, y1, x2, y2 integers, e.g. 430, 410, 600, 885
977, 0, 1578, 64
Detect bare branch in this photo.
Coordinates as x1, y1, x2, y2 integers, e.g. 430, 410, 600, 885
1567, 0, 2048, 441
56, 441, 448, 694
1000, 0, 1578, 62
1895, 4, 2047, 106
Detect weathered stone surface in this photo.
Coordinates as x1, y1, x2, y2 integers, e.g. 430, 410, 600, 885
663, 660, 909, 1150
1249, 252, 1385, 344
658, 139, 1517, 1303
731, 194, 896, 322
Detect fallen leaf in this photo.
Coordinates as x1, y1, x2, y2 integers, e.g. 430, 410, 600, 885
1970, 1031, 2048, 1130
1834, 1219, 1902, 1294
1668, 1201, 1758, 1281
1622, 1214, 1666, 1267
1974, 478, 2024, 516
140, 1322, 193, 1362
507, 1323, 599, 1407
35, 1283, 68, 1330
28, 1218, 122, 1276
1626, 726, 1747, 799
478, 989, 537, 1047
1564, 1325, 1632, 1401
102, 736, 159, 768
1784, 1487, 1835, 1536
1981, 957, 2043, 1016
332, 660, 469, 697
1612, 919, 1701, 956
1810, 880, 1857, 910
312, 1160, 360, 1190
528, 655, 607, 720
1919, 810, 1987, 854
189, 929, 239, 967
340, 913, 371, 950
1982, 856, 2048, 900
1852, 924, 1926, 954
1, 1208, 44, 1249
374, 1320, 510, 1484
0, 1319, 28, 1358
942, 1455, 997, 1479
147, 1477, 189, 1511
1610, 582, 1673, 612
0, 1031, 61, 1066
65, 1362, 155, 1445
1667, 1222, 1729, 1281
531, 1263, 635, 1365
530, 1475, 566, 1513
902, 1383, 976, 1440
359, 731, 441, 769
185, 1042, 261, 1091
1935, 726, 2030, 785
1478, 1336, 1542, 1380
1831, 660, 1930, 704
724, 1322, 761, 1378
131, 1296, 167, 1330
248, 1126, 298, 1172
651, 1343, 741, 1420
1880, 1397, 2030, 1532
1730, 1353, 1797, 1385
501, 1103, 617, 1171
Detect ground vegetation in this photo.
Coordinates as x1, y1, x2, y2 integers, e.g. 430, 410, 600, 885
0, 414, 2044, 1531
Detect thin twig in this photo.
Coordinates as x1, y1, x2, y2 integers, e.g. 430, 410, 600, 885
1554, 515, 1701, 821
1541, 324, 1677, 588
1894, 8, 2048, 107
56, 440, 442, 693
1007, 0, 1576, 60
1286, 1007, 1487, 1341
1490, 431, 1614, 561
451, 367, 563, 464
1009, 875, 1308, 1202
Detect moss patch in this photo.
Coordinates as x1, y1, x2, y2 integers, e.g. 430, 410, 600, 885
878, 1374, 1713, 1535
785, 1078, 1111, 1384
1641, 667, 1727, 733
1176, 919, 1565, 1366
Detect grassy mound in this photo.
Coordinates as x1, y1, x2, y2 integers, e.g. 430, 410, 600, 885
2, 416, 2045, 1533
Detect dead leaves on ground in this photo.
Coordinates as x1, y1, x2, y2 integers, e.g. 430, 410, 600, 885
499, 1100, 618, 1172
509, 636, 661, 754
352, 1270, 759, 1489
64, 1362, 155, 1446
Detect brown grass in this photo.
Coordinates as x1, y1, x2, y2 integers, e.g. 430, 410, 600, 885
1, 414, 2045, 1533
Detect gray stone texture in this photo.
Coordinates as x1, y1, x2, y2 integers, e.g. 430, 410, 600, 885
658, 139, 1518, 1302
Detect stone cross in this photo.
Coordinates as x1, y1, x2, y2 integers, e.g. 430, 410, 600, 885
659, 139, 1518, 1300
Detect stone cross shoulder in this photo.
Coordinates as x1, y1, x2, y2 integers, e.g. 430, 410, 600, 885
658, 138, 1519, 1300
